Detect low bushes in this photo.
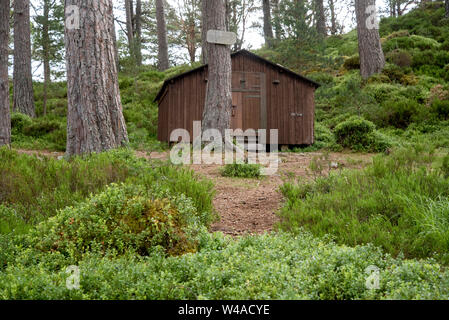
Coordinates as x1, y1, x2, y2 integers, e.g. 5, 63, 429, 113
0, 148, 215, 231
279, 147, 449, 263
220, 163, 261, 178
333, 116, 391, 152
28, 183, 203, 259
1, 232, 449, 299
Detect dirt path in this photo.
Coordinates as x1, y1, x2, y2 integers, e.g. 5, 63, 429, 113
138, 150, 374, 236
16, 148, 374, 236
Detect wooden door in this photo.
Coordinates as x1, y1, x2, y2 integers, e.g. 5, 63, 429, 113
231, 72, 266, 132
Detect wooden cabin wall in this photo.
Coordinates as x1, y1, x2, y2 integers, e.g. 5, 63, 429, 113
157, 53, 316, 145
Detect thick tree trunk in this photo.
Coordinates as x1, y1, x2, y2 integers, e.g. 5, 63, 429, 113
0, 0, 11, 146
13, 0, 35, 118
355, 0, 385, 79
201, 0, 208, 64
315, 0, 326, 36
328, 0, 338, 35
65, 0, 128, 156
155, 0, 169, 70
202, 0, 232, 138
135, 0, 142, 66
262, 0, 274, 47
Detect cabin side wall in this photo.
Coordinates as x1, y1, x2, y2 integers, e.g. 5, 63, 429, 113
157, 54, 316, 145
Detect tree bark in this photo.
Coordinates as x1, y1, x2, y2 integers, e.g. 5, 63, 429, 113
42, 0, 51, 117
0, 0, 11, 147
315, 0, 326, 37
156, 0, 169, 70
272, 0, 281, 40
355, 0, 385, 79
135, 0, 142, 66
446, 0, 449, 18
201, 0, 208, 64
262, 0, 274, 47
328, 0, 338, 35
65, 0, 128, 156
202, 0, 232, 138
125, 0, 135, 61
13, 0, 35, 118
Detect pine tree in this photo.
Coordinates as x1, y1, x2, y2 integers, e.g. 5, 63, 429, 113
13, 0, 35, 118
355, 0, 385, 79
202, 0, 232, 138
65, 0, 128, 156
0, 0, 11, 146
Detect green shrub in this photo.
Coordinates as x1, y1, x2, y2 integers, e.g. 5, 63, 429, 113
386, 50, 412, 67
220, 163, 261, 178
343, 55, 360, 70
28, 183, 203, 259
2, 231, 449, 299
431, 99, 449, 119
0, 148, 215, 229
380, 98, 424, 128
10, 113, 32, 135
334, 116, 390, 152
22, 118, 63, 137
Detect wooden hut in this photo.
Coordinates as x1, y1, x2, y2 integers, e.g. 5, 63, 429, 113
154, 49, 320, 145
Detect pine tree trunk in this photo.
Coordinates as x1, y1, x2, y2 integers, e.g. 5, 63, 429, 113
262, 0, 274, 47
42, 0, 51, 117
125, 0, 135, 61
155, 0, 169, 70
201, 0, 208, 64
0, 0, 11, 146
272, 0, 281, 40
446, 0, 449, 18
355, 0, 385, 79
135, 0, 142, 66
328, 0, 338, 35
202, 0, 232, 138
13, 0, 35, 118
316, 0, 327, 36
65, 0, 128, 156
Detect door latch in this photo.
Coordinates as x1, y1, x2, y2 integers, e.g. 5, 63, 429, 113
290, 113, 303, 117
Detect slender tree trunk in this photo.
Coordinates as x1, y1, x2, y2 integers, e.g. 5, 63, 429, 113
42, 0, 51, 117
272, 0, 281, 40
112, 16, 120, 71
125, 0, 135, 61
135, 0, 142, 66
446, 0, 449, 18
262, 0, 274, 47
202, 0, 232, 138
155, 0, 169, 70
0, 0, 11, 146
316, 0, 326, 36
201, 0, 208, 64
355, 0, 385, 79
13, 0, 35, 118
65, 0, 128, 156
328, 0, 338, 35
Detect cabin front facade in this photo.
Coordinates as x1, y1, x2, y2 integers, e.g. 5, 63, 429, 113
154, 50, 320, 145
